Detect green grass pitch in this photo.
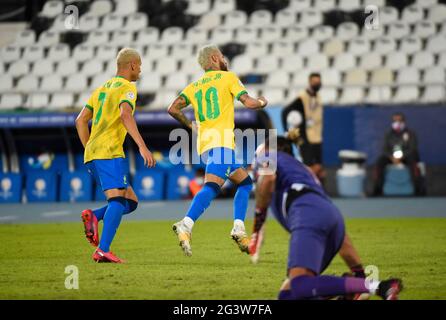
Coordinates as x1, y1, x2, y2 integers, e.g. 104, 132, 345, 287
0, 218, 445, 300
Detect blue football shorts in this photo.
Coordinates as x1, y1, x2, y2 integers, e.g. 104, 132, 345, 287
85, 157, 130, 192
202, 147, 243, 180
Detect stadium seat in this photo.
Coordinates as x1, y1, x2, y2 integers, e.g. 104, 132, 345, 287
0, 173, 22, 203
359, 52, 382, 71
426, 34, 446, 54
348, 38, 371, 56
56, 60, 78, 77
415, 0, 438, 8
26, 93, 50, 109
249, 10, 273, 27
371, 68, 394, 86
319, 87, 338, 104
322, 38, 344, 57
275, 9, 298, 27
47, 44, 70, 62
320, 69, 341, 86
223, 11, 248, 29
60, 171, 93, 202
144, 44, 168, 61
211, 0, 235, 14
235, 27, 258, 44
392, 85, 420, 103
423, 67, 445, 84
387, 22, 410, 40
361, 26, 385, 41
111, 30, 133, 46
306, 54, 329, 70
65, 74, 88, 93
399, 37, 422, 54
87, 0, 113, 17
197, 12, 222, 30
137, 27, 160, 44
314, 0, 336, 12
271, 42, 295, 57
154, 57, 178, 76
22, 46, 44, 62
365, 86, 392, 104
265, 71, 291, 88
413, 21, 436, 39
385, 52, 408, 71
291, 69, 312, 87
333, 53, 356, 72
0, 75, 14, 93
209, 28, 233, 45
170, 43, 195, 60
7, 61, 30, 77
96, 45, 118, 62
380, 6, 399, 25
72, 45, 95, 62
49, 93, 74, 109
31, 60, 54, 77
78, 15, 100, 32
374, 37, 397, 55
186, 0, 211, 16
123, 12, 148, 31
101, 14, 124, 32
245, 42, 269, 58
337, 0, 361, 11
185, 27, 208, 44
281, 54, 304, 72
231, 55, 254, 75
85, 31, 109, 46
338, 88, 365, 105
166, 169, 194, 200
383, 165, 414, 196
37, 30, 60, 47
411, 51, 435, 69
421, 85, 445, 103
14, 30, 36, 47
180, 57, 203, 77
312, 25, 334, 42
89, 73, 111, 90
48, 15, 66, 33
139, 74, 162, 93
427, 4, 446, 23
165, 73, 188, 91
288, 0, 312, 11
336, 22, 359, 41
256, 56, 280, 74
113, 0, 138, 16
150, 90, 178, 110
39, 0, 64, 18
344, 69, 367, 86
16, 75, 39, 93
396, 68, 420, 85
0, 94, 23, 110
0, 45, 21, 63
283, 26, 309, 42
26, 171, 58, 202
40, 74, 63, 92
259, 27, 283, 43
402, 5, 425, 24
133, 170, 165, 201
262, 88, 286, 106
298, 39, 319, 56
299, 9, 323, 28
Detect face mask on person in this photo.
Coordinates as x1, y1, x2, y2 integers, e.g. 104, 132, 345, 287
392, 121, 405, 132
311, 84, 321, 92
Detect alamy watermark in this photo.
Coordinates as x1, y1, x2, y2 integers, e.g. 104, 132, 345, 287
365, 5, 380, 30
64, 5, 80, 30
65, 265, 79, 290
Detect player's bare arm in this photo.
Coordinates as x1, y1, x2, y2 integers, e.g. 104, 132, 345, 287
75, 106, 93, 148
120, 102, 156, 168
253, 173, 276, 229
167, 96, 193, 130
239, 93, 268, 110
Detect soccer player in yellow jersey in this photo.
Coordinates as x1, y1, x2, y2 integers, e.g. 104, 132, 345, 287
75, 48, 156, 263
168, 44, 268, 256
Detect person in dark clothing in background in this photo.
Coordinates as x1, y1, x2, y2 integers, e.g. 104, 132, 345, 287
373, 113, 425, 196
281, 73, 325, 184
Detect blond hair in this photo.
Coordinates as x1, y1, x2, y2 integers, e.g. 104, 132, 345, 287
197, 44, 220, 70
117, 48, 140, 68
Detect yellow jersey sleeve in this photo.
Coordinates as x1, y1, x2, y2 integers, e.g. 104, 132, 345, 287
118, 83, 137, 110
180, 83, 193, 106
228, 72, 247, 101
85, 89, 98, 112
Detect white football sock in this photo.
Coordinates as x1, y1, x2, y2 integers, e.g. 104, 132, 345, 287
233, 219, 245, 230
182, 217, 194, 231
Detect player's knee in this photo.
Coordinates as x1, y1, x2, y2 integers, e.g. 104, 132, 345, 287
237, 175, 253, 192
203, 182, 221, 196
126, 199, 138, 214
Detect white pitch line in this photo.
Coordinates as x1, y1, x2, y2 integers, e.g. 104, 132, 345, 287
41, 210, 72, 218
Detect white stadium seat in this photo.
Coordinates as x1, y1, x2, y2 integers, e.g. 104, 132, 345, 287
281, 55, 304, 72
49, 93, 74, 109
320, 69, 341, 86
337, 22, 359, 41
396, 68, 420, 85
90, 73, 113, 90
154, 57, 179, 76
56, 60, 78, 77
40, 74, 63, 92
413, 21, 436, 39
421, 85, 445, 103
37, 30, 60, 47
361, 26, 384, 41
345, 69, 367, 86
22, 46, 44, 62
319, 87, 338, 104
145, 44, 169, 60
85, 31, 109, 46
271, 42, 295, 57
338, 0, 361, 11
209, 28, 233, 45
140, 60, 155, 74
380, 6, 399, 25
249, 10, 273, 26
49, 15, 66, 32
259, 27, 283, 43
426, 34, 446, 54
32, 62, 53, 80
387, 22, 410, 40
265, 71, 291, 88
0, 75, 13, 93
101, 14, 124, 32
198, 13, 222, 30
374, 38, 397, 55
288, 0, 312, 11
0, 93, 23, 110
312, 25, 334, 42
399, 37, 422, 54
261, 88, 286, 106
14, 30, 36, 47
123, 12, 148, 31
87, 0, 113, 17
365, 87, 392, 104
359, 52, 382, 71
65, 74, 88, 93
333, 53, 356, 72
186, 0, 211, 16
75, 92, 91, 109
171, 44, 195, 60
283, 26, 309, 42
137, 28, 160, 44
81, 60, 104, 77
160, 27, 184, 45
110, 30, 133, 46
299, 9, 323, 28
47, 44, 70, 62
348, 38, 371, 56
291, 69, 312, 87
371, 68, 394, 86
39, 0, 64, 18
438, 52, 446, 68
427, 4, 446, 23
423, 67, 445, 84
402, 5, 425, 24
338, 88, 365, 105
72, 45, 95, 62
245, 43, 269, 58
363, 0, 386, 7
26, 93, 50, 109
78, 15, 100, 32
180, 57, 202, 76
298, 39, 319, 56
235, 27, 258, 44
411, 52, 435, 69
150, 91, 178, 110
392, 86, 419, 103
231, 55, 254, 75
306, 54, 329, 70
314, 0, 336, 12
223, 11, 248, 29
275, 9, 297, 27
16, 75, 39, 93
185, 27, 209, 44
256, 56, 280, 74
113, 0, 138, 16
165, 73, 188, 91
0, 62, 4, 74
212, 0, 236, 14
0, 46, 21, 63
7, 61, 30, 77
414, 0, 438, 8
139, 74, 162, 93
96, 45, 118, 62
385, 52, 408, 71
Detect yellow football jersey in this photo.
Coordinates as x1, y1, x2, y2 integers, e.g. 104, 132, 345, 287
180, 71, 247, 155
84, 76, 137, 163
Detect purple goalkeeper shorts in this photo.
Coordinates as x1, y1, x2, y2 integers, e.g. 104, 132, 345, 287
286, 191, 345, 275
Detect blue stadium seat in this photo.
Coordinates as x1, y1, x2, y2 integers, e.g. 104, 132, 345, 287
166, 168, 194, 200
383, 165, 414, 196
26, 171, 58, 202
20, 153, 68, 174
0, 173, 22, 203
133, 170, 165, 201
60, 171, 93, 202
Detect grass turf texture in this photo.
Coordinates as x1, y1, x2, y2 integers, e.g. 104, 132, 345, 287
0, 218, 445, 300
